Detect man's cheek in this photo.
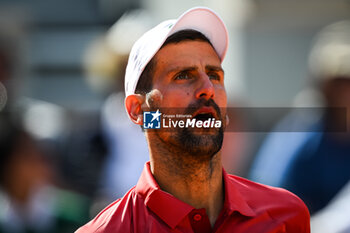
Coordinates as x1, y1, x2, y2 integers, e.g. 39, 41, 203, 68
146, 89, 163, 109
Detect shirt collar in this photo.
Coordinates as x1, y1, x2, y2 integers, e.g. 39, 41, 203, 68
222, 169, 256, 217
135, 162, 256, 229
135, 162, 194, 229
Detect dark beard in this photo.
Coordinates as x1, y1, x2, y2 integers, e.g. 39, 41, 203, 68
175, 125, 224, 159
148, 95, 226, 159
169, 98, 225, 159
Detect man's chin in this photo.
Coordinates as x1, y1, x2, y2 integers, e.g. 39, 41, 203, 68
178, 129, 224, 157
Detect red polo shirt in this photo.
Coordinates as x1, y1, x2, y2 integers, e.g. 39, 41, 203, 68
76, 162, 310, 233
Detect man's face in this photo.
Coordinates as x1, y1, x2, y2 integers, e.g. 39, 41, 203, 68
148, 40, 227, 157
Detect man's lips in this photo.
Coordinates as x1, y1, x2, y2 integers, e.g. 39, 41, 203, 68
192, 106, 218, 120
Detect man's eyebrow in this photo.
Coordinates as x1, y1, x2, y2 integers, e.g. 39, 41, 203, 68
167, 65, 224, 74
167, 66, 197, 74
206, 65, 224, 74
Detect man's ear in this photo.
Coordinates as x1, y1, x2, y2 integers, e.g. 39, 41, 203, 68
125, 94, 145, 125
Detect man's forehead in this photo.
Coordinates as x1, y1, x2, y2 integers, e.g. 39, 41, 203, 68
154, 40, 221, 66
161, 39, 218, 55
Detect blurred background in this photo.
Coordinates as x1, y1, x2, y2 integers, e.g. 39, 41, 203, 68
1, 0, 350, 232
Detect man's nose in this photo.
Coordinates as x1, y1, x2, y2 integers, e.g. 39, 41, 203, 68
195, 73, 215, 100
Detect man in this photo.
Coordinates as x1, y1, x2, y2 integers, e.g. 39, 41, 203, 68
77, 7, 310, 233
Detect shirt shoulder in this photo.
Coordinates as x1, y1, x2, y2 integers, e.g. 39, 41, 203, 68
228, 174, 304, 205
227, 174, 310, 232
75, 188, 139, 233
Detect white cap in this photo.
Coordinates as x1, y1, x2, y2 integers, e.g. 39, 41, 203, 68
124, 6, 229, 97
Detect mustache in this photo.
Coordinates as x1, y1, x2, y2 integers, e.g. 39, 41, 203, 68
184, 98, 222, 119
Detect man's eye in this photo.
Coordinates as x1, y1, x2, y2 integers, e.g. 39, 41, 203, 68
174, 72, 190, 80
208, 73, 220, 81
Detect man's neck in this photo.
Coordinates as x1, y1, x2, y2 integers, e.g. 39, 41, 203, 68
149, 141, 224, 226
